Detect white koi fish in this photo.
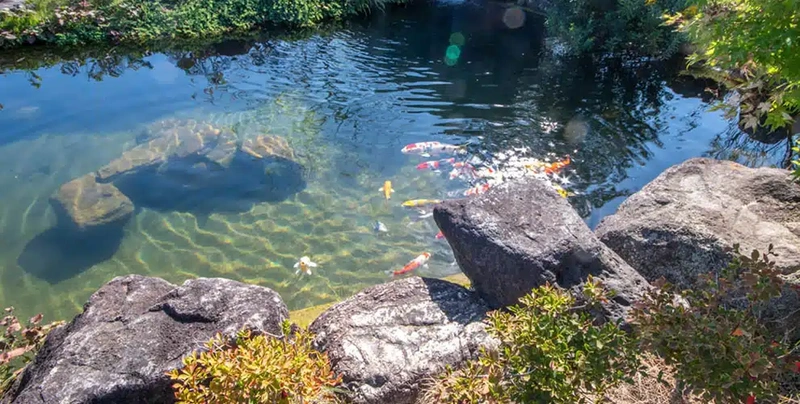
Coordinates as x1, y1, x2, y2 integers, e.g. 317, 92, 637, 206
293, 256, 318, 276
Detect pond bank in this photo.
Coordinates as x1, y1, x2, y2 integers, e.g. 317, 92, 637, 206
0, 0, 411, 48
4, 157, 797, 403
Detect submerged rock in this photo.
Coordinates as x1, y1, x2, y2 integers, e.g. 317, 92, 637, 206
595, 158, 800, 334
50, 173, 134, 230
309, 277, 496, 404
51, 119, 302, 234
433, 177, 650, 322
1, 275, 289, 404
96, 120, 234, 181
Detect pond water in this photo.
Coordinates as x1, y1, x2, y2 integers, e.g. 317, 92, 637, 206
0, 0, 790, 323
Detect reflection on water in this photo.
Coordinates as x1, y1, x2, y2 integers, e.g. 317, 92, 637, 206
0, 1, 790, 322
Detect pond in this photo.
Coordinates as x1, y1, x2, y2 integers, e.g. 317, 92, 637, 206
0, 0, 790, 323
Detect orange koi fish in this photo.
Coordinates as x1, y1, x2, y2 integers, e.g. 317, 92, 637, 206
416, 158, 456, 171
392, 252, 431, 276
544, 155, 571, 175
379, 180, 395, 200
464, 183, 491, 196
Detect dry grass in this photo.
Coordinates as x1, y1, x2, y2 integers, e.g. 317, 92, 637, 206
599, 353, 704, 404
418, 352, 800, 403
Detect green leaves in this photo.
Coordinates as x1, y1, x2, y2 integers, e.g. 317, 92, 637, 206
169, 321, 342, 404
425, 279, 641, 404
673, 0, 800, 134
0, 0, 403, 48
630, 245, 798, 403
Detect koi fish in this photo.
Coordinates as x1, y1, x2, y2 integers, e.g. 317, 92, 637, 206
464, 183, 491, 196
402, 199, 442, 208
374, 221, 388, 233
552, 184, 573, 198
544, 156, 571, 174
473, 166, 498, 179
391, 252, 431, 276
448, 162, 477, 180
435, 231, 445, 239
401, 141, 464, 157
293, 256, 318, 276
416, 158, 456, 171
379, 180, 395, 200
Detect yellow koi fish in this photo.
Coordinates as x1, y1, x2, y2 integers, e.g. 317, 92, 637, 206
379, 180, 395, 200
402, 199, 442, 208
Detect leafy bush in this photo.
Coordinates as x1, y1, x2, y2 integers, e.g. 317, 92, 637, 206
544, 0, 687, 58
168, 321, 342, 403
423, 277, 641, 403
666, 0, 800, 133
0, 307, 64, 393
631, 244, 800, 403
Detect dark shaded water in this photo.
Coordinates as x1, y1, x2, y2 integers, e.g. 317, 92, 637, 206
0, 0, 790, 322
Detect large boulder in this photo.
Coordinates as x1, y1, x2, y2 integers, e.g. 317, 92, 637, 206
1, 275, 289, 404
433, 177, 650, 322
50, 173, 134, 231
309, 277, 497, 404
595, 158, 800, 337
595, 158, 800, 288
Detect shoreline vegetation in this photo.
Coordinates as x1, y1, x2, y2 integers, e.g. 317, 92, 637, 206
0, 0, 409, 48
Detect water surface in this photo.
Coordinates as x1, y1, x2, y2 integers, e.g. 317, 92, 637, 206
0, 0, 789, 322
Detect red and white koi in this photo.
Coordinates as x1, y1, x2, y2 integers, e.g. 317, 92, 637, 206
391, 252, 431, 276
448, 162, 477, 180
416, 158, 456, 171
435, 231, 445, 239
464, 183, 491, 196
401, 141, 464, 157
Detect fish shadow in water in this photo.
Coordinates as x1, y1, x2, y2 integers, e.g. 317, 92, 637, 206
17, 223, 124, 284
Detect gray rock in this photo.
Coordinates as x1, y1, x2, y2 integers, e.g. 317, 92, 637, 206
2, 275, 289, 404
433, 177, 650, 322
309, 276, 496, 404
50, 173, 134, 231
595, 158, 800, 337
595, 158, 800, 288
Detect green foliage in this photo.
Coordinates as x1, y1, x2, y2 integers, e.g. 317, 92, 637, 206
0, 0, 406, 48
168, 321, 342, 403
666, 0, 800, 132
424, 278, 641, 403
544, 0, 687, 58
0, 307, 64, 393
631, 244, 800, 403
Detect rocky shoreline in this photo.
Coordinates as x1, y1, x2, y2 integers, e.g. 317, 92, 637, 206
3, 157, 799, 404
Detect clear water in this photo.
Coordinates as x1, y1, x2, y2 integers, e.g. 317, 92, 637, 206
0, 1, 789, 323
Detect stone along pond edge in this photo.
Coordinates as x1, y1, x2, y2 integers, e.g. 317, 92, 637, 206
2, 157, 799, 403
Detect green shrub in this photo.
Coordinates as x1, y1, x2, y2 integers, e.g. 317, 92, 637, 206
0, 0, 407, 48
666, 0, 800, 133
168, 321, 342, 404
631, 244, 800, 403
423, 277, 641, 404
0, 307, 64, 393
